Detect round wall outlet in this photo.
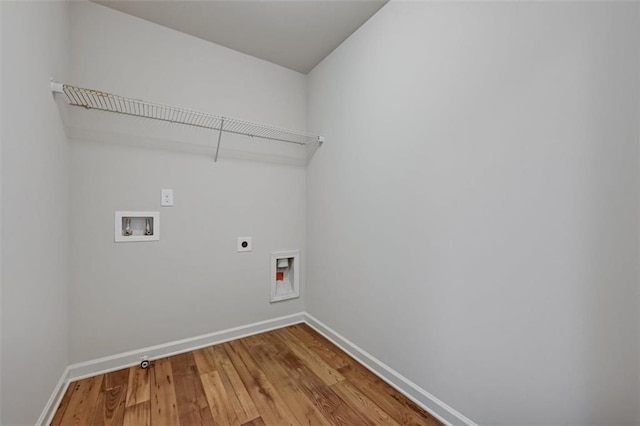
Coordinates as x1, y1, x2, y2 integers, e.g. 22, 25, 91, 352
237, 237, 252, 252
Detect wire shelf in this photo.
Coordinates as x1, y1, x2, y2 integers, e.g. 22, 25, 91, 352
52, 81, 323, 160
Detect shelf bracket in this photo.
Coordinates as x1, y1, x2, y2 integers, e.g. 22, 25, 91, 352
214, 118, 224, 162
51, 79, 64, 94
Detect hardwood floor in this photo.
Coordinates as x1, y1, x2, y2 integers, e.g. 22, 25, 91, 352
51, 324, 442, 425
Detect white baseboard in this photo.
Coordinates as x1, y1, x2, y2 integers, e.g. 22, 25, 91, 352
68, 312, 305, 381
38, 311, 476, 426
36, 366, 70, 426
38, 312, 304, 425
303, 313, 478, 426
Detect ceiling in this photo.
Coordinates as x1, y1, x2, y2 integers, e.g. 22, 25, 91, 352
92, 0, 388, 74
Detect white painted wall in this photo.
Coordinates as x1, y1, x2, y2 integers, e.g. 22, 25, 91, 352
1, 2, 638, 424
68, 2, 307, 363
1, 1, 70, 424
307, 2, 640, 425
0, 2, 4, 423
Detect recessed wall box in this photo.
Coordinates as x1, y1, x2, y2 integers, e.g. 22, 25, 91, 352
115, 211, 160, 242
270, 250, 300, 302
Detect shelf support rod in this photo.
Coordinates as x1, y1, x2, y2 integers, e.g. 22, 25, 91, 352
214, 118, 224, 162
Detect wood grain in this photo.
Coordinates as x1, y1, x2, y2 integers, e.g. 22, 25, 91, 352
274, 327, 345, 385
209, 344, 260, 424
331, 380, 401, 426
102, 369, 129, 391
125, 366, 149, 407
150, 357, 179, 425
200, 370, 235, 425
193, 347, 217, 375
339, 363, 440, 426
243, 334, 333, 426
171, 352, 214, 425
223, 340, 298, 425
288, 324, 351, 369
211, 346, 260, 423
51, 326, 442, 426
58, 375, 104, 425
123, 401, 150, 426
91, 385, 127, 426
275, 348, 370, 425
241, 417, 266, 426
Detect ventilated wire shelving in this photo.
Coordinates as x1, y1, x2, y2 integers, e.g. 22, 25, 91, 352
51, 81, 324, 162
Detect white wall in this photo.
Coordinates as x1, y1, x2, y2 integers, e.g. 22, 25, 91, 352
307, 2, 640, 425
1, 1, 70, 424
0, 2, 4, 423
68, 2, 307, 363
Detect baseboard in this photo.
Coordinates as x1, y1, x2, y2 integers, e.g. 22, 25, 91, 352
68, 312, 305, 381
38, 311, 476, 426
36, 366, 70, 426
38, 312, 304, 425
303, 313, 478, 426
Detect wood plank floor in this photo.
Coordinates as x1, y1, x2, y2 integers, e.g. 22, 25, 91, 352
51, 324, 442, 426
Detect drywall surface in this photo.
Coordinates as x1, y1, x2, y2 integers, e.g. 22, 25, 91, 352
0, 2, 4, 423
307, 2, 640, 425
1, 1, 70, 424
68, 2, 306, 363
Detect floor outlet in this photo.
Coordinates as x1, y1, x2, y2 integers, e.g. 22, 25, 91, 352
140, 355, 151, 369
